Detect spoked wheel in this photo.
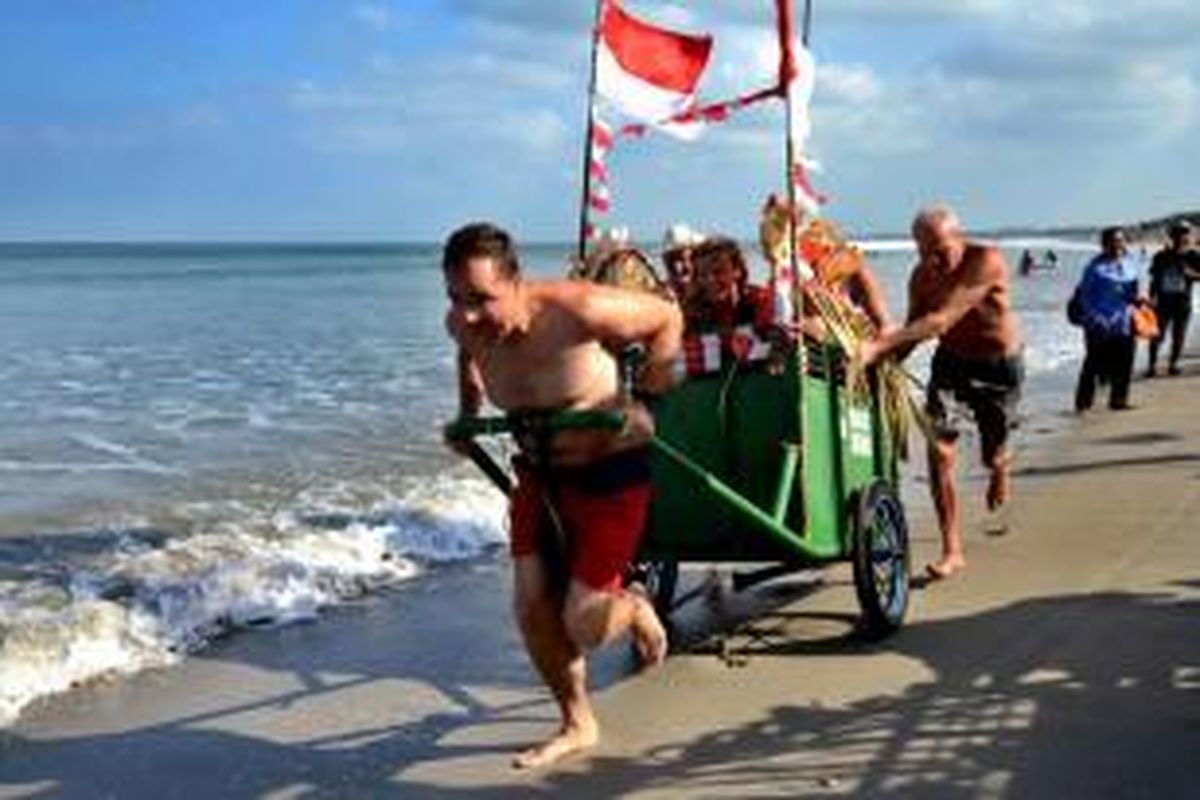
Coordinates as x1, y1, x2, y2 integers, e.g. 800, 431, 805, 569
851, 480, 910, 640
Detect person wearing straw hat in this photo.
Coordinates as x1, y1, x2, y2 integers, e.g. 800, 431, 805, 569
660, 222, 706, 304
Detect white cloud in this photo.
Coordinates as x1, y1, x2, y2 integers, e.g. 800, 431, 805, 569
460, 53, 573, 93
492, 109, 569, 151
292, 0, 1200, 234
352, 3, 392, 32
637, 3, 701, 30
818, 63, 880, 104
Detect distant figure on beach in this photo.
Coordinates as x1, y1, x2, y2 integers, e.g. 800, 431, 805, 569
859, 204, 1023, 581
442, 222, 682, 769
1147, 220, 1199, 377
1069, 227, 1143, 410
1019, 249, 1035, 276
1045, 249, 1059, 269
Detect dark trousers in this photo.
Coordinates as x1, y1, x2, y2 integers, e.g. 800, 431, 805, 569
1148, 296, 1191, 372
1075, 332, 1135, 410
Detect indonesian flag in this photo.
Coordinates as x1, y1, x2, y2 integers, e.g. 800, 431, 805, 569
595, 0, 713, 129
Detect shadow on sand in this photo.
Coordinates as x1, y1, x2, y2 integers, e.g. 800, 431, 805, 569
2, 571, 1197, 798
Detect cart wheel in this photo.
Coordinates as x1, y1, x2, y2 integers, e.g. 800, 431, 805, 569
851, 481, 910, 640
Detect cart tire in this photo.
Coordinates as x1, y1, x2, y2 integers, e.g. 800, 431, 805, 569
851, 481, 910, 640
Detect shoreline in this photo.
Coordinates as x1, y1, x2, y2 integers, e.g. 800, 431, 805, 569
4, 353, 1198, 796
0, 337, 1083, 733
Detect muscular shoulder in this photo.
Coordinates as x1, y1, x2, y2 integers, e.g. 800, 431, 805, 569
527, 280, 600, 339
547, 278, 675, 319
965, 242, 1007, 286
535, 278, 592, 310
536, 279, 623, 322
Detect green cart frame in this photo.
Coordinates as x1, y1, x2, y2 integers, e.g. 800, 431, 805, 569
446, 342, 910, 642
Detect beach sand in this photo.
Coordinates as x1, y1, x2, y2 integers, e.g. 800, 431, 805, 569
3, 359, 1199, 798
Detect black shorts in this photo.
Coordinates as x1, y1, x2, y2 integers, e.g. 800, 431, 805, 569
926, 348, 1024, 460
1155, 294, 1192, 327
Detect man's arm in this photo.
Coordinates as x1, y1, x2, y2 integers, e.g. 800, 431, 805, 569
1148, 252, 1164, 299
1185, 250, 1200, 281
861, 248, 1003, 366
566, 283, 684, 394
456, 346, 485, 418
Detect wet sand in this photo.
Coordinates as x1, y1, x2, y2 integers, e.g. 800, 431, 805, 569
2, 358, 1198, 798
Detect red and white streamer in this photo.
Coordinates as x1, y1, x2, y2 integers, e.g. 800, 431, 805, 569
585, 115, 615, 240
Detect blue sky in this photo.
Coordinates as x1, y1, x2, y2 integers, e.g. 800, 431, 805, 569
1, 0, 1196, 241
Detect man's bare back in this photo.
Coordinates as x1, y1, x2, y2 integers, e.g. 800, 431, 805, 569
907, 241, 1020, 361
860, 205, 1023, 582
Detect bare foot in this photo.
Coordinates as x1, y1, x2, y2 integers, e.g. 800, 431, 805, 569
925, 554, 966, 581
629, 590, 668, 670
986, 469, 1010, 512
512, 720, 598, 770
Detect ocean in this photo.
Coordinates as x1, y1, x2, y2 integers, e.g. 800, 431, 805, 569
0, 237, 1101, 726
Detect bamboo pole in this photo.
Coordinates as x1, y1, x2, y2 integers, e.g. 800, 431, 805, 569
576, 0, 606, 262
783, 0, 814, 325
780, 0, 814, 538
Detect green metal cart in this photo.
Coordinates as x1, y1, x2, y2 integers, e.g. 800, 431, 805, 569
446, 343, 910, 643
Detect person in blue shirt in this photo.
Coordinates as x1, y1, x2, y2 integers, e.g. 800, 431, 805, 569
1071, 227, 1141, 411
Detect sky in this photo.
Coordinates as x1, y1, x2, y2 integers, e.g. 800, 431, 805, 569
0, 0, 1196, 242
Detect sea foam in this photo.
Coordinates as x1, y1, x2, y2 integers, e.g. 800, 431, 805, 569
0, 474, 507, 727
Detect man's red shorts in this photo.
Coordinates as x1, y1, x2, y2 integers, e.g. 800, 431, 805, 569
509, 449, 651, 593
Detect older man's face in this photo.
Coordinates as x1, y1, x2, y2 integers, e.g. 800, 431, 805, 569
914, 219, 965, 272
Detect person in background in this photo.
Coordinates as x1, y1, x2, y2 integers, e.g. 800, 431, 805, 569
660, 223, 706, 305
832, 249, 892, 334
859, 204, 1023, 581
1071, 227, 1143, 410
442, 222, 682, 769
1147, 220, 1199, 377
1019, 249, 1035, 276
685, 236, 773, 336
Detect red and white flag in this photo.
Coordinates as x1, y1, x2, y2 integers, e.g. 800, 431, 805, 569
595, 0, 713, 129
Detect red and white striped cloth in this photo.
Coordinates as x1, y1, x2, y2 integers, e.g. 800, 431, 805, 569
584, 0, 826, 243
675, 325, 773, 378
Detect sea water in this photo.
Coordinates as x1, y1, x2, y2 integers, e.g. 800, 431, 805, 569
0, 238, 1098, 726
